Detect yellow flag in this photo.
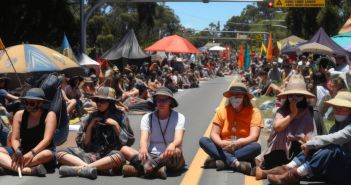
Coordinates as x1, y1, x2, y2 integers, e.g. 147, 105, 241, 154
0, 38, 5, 50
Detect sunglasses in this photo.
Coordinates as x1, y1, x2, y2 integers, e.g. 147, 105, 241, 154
24, 100, 39, 107
155, 98, 171, 104
94, 99, 109, 104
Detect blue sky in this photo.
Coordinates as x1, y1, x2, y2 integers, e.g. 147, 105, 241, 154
166, 2, 252, 31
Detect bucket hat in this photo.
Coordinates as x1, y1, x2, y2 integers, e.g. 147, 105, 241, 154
91, 87, 117, 102
20, 88, 49, 102
223, 82, 254, 99
325, 91, 351, 109
152, 87, 178, 108
277, 74, 315, 99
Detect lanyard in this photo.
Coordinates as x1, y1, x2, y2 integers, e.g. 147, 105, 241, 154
157, 110, 172, 146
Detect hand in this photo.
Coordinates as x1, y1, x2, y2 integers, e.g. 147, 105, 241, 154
11, 148, 23, 169
289, 101, 298, 118
221, 140, 234, 152
163, 143, 176, 160
105, 118, 118, 126
139, 147, 148, 162
22, 152, 34, 167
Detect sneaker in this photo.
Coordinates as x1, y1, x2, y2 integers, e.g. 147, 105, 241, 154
235, 161, 253, 175
31, 165, 47, 177
122, 164, 140, 177
215, 160, 227, 171
59, 166, 78, 177
78, 166, 97, 180
155, 166, 167, 180
203, 157, 216, 168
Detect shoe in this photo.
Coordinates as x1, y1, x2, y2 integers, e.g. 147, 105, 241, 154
155, 166, 167, 180
78, 166, 97, 180
31, 165, 47, 177
122, 164, 140, 177
268, 168, 301, 184
235, 161, 253, 175
215, 160, 226, 171
0, 167, 6, 176
143, 158, 158, 175
255, 165, 291, 180
203, 157, 216, 168
59, 166, 78, 177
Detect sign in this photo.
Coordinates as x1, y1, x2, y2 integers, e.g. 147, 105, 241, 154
274, 0, 325, 8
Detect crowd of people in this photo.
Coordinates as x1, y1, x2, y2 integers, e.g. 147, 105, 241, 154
0, 50, 350, 185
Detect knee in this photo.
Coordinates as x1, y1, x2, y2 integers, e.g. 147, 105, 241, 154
199, 137, 211, 148
120, 146, 130, 155
56, 151, 68, 161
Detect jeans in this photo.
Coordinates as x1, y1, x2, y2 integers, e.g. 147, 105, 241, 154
293, 144, 351, 184
199, 137, 261, 165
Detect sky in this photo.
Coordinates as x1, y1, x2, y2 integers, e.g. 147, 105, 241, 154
166, 2, 252, 31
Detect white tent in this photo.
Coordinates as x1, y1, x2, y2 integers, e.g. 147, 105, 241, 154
209, 46, 226, 51
78, 53, 100, 66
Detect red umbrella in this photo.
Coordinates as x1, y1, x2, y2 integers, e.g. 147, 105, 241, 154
145, 35, 199, 53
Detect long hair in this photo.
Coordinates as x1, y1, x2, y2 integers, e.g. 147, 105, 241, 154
279, 96, 308, 113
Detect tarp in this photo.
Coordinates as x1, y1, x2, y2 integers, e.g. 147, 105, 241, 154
307, 27, 349, 57
101, 29, 149, 60
277, 35, 306, 50
209, 46, 226, 51
145, 35, 199, 53
339, 15, 351, 34
331, 32, 351, 52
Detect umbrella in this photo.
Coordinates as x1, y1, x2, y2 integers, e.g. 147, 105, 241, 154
297, 42, 333, 55
0, 44, 81, 73
209, 46, 226, 51
145, 35, 199, 53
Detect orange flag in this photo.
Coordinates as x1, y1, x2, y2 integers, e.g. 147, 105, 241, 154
267, 32, 273, 62
238, 45, 244, 68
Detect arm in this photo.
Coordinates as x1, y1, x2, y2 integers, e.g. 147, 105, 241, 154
10, 110, 23, 151
210, 123, 232, 149
234, 126, 261, 148
6, 93, 19, 101
273, 103, 298, 132
139, 130, 149, 161
82, 117, 101, 146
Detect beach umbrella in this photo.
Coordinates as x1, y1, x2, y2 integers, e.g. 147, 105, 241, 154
0, 44, 81, 73
297, 42, 333, 55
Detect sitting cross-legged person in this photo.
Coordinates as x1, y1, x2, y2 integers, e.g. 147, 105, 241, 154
0, 88, 57, 176
56, 87, 130, 179
120, 87, 186, 179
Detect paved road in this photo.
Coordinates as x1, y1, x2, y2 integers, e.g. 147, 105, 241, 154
0, 76, 236, 185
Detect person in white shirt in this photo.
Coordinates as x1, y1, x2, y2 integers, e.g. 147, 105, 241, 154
120, 87, 185, 179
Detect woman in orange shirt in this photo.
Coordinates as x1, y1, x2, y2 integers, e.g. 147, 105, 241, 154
199, 82, 263, 175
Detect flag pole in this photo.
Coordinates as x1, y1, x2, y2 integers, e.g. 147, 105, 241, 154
0, 39, 23, 87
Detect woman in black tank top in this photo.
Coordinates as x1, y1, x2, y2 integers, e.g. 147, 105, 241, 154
0, 88, 56, 176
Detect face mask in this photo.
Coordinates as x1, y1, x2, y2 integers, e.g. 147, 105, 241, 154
230, 97, 243, 108
335, 115, 348, 122
25, 105, 40, 113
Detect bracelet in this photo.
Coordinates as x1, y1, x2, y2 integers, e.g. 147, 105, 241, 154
31, 150, 37, 157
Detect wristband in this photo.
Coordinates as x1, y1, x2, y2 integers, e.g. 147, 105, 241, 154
31, 150, 37, 157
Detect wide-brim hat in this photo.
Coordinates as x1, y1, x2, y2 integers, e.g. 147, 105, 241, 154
152, 87, 178, 108
91, 87, 117, 102
325, 91, 351, 108
277, 74, 315, 99
83, 77, 94, 83
223, 82, 254, 99
20, 88, 49, 102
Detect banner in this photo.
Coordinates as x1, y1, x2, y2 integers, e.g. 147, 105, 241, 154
238, 45, 244, 69
267, 32, 273, 62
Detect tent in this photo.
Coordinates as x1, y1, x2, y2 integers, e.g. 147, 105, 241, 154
101, 29, 150, 68
78, 53, 100, 76
307, 27, 349, 57
209, 46, 226, 51
339, 15, 351, 34
331, 32, 351, 52
145, 35, 199, 53
277, 35, 306, 51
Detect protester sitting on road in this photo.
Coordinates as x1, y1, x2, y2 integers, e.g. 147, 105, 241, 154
80, 77, 97, 113
0, 75, 20, 113
56, 87, 128, 179
65, 76, 84, 117
255, 75, 317, 175
59, 75, 77, 118
0, 88, 57, 176
123, 82, 154, 113
265, 91, 351, 185
199, 82, 263, 175
120, 87, 185, 179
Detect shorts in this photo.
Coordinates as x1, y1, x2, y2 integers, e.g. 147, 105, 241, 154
3, 146, 56, 173
149, 152, 185, 172
58, 147, 122, 164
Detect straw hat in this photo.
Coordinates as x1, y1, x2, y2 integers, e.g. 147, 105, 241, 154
223, 82, 254, 99
277, 74, 315, 99
325, 91, 351, 109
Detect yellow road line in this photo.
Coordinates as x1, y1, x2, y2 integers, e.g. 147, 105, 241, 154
180, 76, 263, 185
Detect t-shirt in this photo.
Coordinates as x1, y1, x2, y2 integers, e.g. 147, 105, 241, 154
140, 111, 185, 155
316, 85, 330, 107
213, 105, 263, 140
0, 89, 8, 106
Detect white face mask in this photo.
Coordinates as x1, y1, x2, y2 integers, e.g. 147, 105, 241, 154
230, 97, 243, 108
335, 115, 348, 122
